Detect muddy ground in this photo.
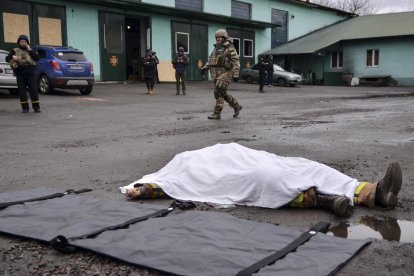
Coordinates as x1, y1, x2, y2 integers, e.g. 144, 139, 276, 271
0, 81, 413, 275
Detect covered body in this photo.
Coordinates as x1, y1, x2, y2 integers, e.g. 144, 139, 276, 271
121, 143, 359, 208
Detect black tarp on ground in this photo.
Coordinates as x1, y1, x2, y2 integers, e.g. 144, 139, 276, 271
0, 187, 168, 242
0, 188, 370, 275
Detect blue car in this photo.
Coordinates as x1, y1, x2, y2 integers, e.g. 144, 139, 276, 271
33, 46, 94, 95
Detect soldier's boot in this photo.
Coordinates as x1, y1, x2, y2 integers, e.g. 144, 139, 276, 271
21, 101, 29, 113
354, 162, 402, 208
375, 162, 402, 207
176, 84, 180, 95
182, 88, 186, 95
316, 193, 350, 217
233, 105, 242, 118
208, 113, 221, 120
32, 101, 41, 113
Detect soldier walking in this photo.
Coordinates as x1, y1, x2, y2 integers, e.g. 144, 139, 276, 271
172, 47, 189, 95
6, 34, 40, 113
202, 29, 242, 120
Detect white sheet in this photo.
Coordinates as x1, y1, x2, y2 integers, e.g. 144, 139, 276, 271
120, 143, 359, 208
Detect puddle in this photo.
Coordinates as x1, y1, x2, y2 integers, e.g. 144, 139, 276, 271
327, 216, 414, 243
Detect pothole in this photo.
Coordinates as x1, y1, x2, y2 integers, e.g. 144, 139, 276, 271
327, 216, 414, 243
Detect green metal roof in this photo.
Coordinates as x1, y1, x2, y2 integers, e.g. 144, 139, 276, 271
263, 11, 414, 55
64, 0, 277, 29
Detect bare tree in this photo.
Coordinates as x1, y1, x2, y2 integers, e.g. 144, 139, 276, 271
310, 0, 378, 15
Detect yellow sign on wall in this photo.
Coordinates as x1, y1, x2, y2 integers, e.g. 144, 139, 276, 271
110, 56, 119, 67
39, 17, 62, 46
3, 13, 30, 43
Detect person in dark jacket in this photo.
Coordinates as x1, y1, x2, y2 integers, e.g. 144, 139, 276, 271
6, 34, 40, 113
258, 57, 267, 93
152, 51, 160, 84
265, 55, 274, 87
143, 50, 156, 94
172, 47, 189, 95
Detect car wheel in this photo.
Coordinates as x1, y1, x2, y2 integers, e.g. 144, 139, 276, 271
277, 78, 287, 87
79, 86, 93, 95
8, 89, 18, 96
245, 76, 253, 84
38, 74, 53, 94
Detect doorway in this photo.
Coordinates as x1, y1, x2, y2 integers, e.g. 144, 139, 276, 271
99, 12, 149, 81
125, 17, 145, 81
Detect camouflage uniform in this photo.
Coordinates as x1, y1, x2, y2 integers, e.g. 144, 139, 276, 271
203, 29, 242, 119
6, 35, 40, 112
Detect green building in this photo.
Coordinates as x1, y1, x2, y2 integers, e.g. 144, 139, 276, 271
263, 11, 414, 86
0, 0, 351, 81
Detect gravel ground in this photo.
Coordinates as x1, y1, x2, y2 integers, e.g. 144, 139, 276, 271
0, 81, 413, 275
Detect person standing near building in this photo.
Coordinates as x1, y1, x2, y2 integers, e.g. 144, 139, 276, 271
258, 56, 267, 93
152, 51, 160, 84
172, 47, 189, 95
201, 29, 242, 120
6, 34, 40, 113
143, 50, 156, 94
265, 55, 274, 87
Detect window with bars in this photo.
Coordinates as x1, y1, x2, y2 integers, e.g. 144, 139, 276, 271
366, 49, 379, 67
231, 1, 251, 20
175, 0, 203, 12
331, 51, 343, 68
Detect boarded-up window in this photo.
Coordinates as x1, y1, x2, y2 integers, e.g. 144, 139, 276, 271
231, 1, 251, 20
271, 9, 287, 48
38, 17, 62, 46
3, 13, 30, 43
366, 49, 379, 67
175, 0, 202, 11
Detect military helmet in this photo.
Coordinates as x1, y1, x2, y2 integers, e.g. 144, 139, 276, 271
215, 29, 228, 39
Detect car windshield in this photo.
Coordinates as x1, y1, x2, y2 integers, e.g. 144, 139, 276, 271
53, 52, 87, 62
0, 52, 7, 63
273, 64, 285, 71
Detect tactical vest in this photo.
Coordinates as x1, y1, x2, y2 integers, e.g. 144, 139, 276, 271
13, 48, 36, 67
208, 41, 233, 69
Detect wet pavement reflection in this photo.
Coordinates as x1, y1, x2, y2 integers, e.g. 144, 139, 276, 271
327, 216, 414, 243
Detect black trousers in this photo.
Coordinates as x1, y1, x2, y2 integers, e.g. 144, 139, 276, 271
175, 71, 186, 94
259, 75, 266, 91
145, 77, 154, 89
16, 72, 39, 109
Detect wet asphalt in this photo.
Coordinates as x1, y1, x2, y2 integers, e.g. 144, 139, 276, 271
0, 81, 413, 275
